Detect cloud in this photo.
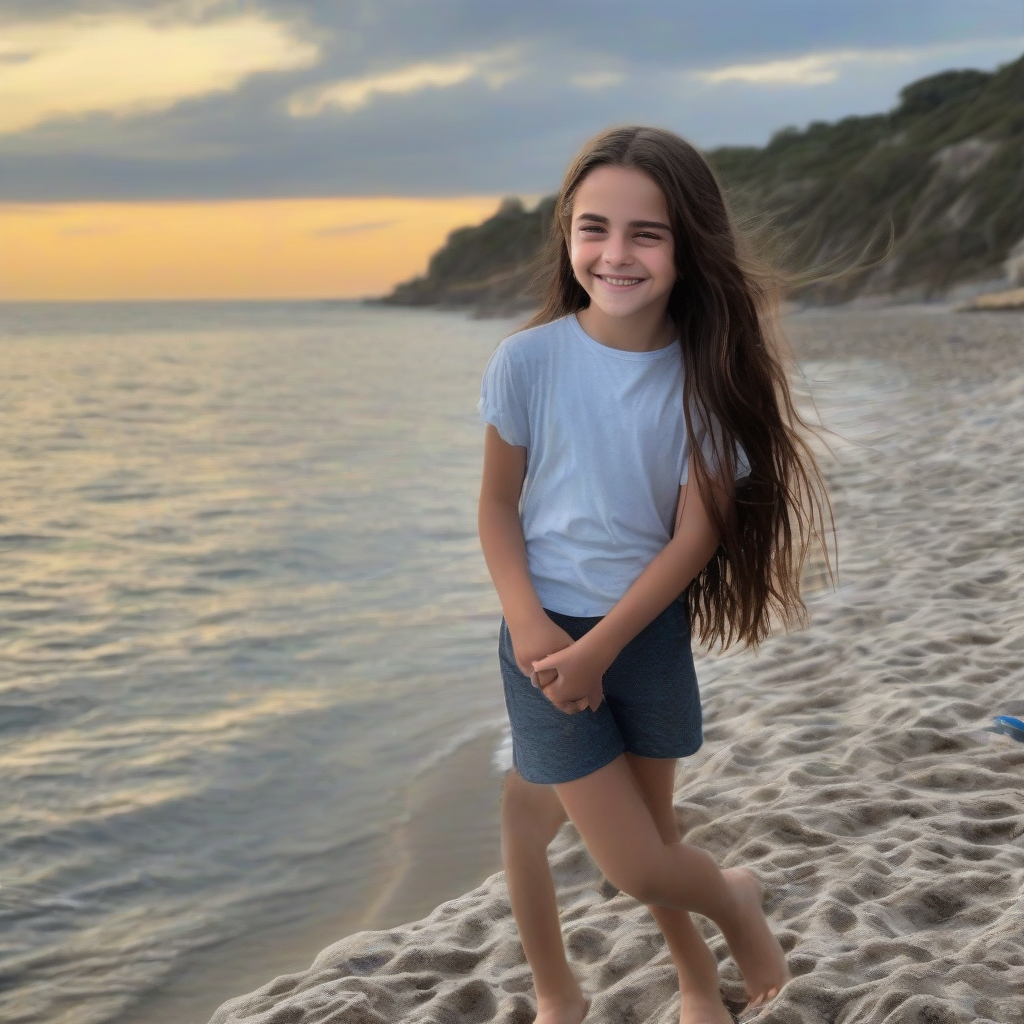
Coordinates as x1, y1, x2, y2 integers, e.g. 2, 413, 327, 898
692, 51, 884, 86
0, 11, 320, 135
691, 38, 1024, 87
1, 3, 1023, 202
312, 219, 399, 237
288, 48, 521, 117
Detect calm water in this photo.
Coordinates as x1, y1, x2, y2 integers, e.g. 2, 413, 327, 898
0, 302, 517, 1024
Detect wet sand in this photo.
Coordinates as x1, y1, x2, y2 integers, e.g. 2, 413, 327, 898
209, 309, 1024, 1024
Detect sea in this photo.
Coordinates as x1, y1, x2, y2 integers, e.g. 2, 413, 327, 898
0, 301, 519, 1024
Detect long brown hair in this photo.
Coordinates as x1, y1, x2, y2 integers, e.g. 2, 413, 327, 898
525, 125, 833, 649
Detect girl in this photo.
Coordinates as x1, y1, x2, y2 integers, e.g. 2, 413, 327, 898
477, 126, 829, 1024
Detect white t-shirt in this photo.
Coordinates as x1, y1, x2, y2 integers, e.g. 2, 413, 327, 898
479, 313, 749, 616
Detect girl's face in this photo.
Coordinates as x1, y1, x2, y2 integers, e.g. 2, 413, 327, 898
568, 165, 676, 324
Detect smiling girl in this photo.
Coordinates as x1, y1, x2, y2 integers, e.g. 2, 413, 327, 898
477, 126, 830, 1024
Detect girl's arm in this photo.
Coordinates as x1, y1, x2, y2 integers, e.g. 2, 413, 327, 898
586, 461, 731, 665
478, 424, 544, 630
532, 457, 732, 709
478, 425, 575, 685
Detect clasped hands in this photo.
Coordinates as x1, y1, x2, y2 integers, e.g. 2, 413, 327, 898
511, 616, 609, 715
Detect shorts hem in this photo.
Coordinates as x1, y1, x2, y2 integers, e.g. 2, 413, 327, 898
514, 744, 625, 786
624, 736, 704, 761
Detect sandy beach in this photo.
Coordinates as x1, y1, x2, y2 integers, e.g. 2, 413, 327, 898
209, 308, 1024, 1024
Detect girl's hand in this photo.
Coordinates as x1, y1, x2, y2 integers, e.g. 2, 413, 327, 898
531, 641, 608, 715
509, 616, 581, 712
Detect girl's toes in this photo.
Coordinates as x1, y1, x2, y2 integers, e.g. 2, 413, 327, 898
745, 985, 781, 1013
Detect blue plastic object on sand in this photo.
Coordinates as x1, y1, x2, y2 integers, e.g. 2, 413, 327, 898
993, 715, 1024, 742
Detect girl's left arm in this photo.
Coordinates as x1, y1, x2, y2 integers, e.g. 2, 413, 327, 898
532, 458, 731, 709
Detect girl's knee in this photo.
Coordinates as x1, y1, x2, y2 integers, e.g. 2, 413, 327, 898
611, 871, 664, 907
602, 854, 667, 906
651, 814, 681, 846
500, 770, 566, 845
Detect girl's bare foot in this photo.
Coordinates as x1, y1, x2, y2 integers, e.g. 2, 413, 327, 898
678, 984, 734, 1024
535, 992, 589, 1024
721, 868, 791, 1010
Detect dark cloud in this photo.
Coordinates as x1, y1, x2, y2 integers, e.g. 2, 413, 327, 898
272, 0, 1024, 69
0, 0, 1021, 200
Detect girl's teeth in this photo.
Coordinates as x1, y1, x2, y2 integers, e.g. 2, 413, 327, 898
603, 276, 641, 286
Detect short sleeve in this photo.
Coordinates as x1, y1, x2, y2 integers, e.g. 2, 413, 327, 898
681, 411, 751, 485
478, 341, 529, 448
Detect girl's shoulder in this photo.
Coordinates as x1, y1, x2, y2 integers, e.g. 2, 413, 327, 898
498, 314, 576, 364
481, 318, 575, 446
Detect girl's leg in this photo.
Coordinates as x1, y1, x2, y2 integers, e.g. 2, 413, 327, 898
623, 753, 731, 1024
555, 755, 790, 1010
504, 756, 763, 1023
501, 769, 587, 1024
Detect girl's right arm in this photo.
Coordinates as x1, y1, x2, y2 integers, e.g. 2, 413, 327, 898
478, 424, 574, 686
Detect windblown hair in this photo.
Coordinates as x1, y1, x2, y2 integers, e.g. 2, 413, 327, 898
524, 125, 833, 649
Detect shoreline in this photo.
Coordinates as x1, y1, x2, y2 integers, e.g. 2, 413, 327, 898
110, 728, 506, 1024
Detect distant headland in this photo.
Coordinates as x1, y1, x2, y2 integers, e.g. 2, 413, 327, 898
374, 55, 1024, 316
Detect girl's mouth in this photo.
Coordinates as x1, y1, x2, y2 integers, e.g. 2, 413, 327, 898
596, 274, 645, 287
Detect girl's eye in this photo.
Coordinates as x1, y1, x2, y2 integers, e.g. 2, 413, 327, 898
576, 226, 663, 240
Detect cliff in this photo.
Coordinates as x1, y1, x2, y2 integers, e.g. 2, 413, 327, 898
376, 55, 1024, 313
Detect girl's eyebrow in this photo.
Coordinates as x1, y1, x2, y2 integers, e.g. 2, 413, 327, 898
575, 212, 671, 231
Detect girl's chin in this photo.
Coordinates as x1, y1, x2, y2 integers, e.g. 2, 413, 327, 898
586, 296, 655, 318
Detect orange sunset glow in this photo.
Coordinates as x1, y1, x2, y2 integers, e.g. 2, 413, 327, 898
0, 197, 509, 301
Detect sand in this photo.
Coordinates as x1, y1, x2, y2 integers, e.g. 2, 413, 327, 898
209, 309, 1024, 1024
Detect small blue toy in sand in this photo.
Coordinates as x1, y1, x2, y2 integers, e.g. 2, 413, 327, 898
989, 715, 1024, 742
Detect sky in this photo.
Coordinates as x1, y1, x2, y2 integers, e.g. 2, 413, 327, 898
1, 1, 1022, 300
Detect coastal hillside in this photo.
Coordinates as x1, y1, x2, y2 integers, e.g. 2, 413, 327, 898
378, 54, 1024, 312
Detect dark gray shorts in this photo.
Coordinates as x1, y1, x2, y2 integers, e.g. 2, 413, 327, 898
499, 596, 703, 785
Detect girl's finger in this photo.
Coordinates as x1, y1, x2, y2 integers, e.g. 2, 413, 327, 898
536, 668, 557, 688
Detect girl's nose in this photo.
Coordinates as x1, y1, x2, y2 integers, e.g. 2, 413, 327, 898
602, 232, 634, 265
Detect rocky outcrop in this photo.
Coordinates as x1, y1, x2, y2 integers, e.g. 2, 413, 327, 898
373, 197, 554, 316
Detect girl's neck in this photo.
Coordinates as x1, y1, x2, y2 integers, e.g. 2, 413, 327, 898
575, 302, 675, 352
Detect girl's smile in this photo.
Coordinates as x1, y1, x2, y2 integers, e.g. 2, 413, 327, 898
595, 274, 646, 287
